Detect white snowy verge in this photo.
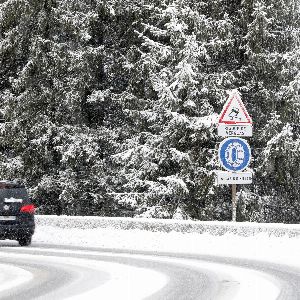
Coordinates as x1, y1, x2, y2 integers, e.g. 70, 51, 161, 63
34, 215, 300, 269
36, 215, 300, 237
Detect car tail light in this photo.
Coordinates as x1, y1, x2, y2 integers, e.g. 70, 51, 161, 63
20, 204, 35, 214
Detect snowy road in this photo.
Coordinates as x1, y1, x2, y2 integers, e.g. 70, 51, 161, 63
0, 242, 300, 300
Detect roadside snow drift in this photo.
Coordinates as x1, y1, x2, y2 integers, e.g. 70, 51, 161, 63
34, 215, 300, 268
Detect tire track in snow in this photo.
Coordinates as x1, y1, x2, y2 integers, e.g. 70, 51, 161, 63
0, 247, 169, 300
1, 243, 300, 299
0, 263, 33, 293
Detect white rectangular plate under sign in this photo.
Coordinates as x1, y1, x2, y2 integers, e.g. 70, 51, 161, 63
218, 124, 252, 137
217, 171, 252, 185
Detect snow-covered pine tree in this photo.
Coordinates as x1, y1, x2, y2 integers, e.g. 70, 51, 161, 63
108, 0, 241, 219
237, 0, 300, 222
0, 0, 299, 221
0, 0, 108, 215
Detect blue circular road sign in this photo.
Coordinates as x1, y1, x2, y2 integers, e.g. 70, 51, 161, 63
218, 138, 251, 172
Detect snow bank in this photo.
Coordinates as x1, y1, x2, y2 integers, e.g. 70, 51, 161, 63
36, 215, 300, 237
34, 215, 300, 270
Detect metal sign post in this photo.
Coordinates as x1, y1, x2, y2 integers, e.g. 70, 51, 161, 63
232, 184, 237, 222
217, 90, 253, 222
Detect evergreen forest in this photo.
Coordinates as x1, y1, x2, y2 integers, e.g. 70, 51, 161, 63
0, 0, 299, 223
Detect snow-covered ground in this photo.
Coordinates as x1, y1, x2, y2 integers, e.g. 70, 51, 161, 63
1, 216, 299, 299
34, 215, 300, 268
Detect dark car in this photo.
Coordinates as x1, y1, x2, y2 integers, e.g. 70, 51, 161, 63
0, 181, 35, 246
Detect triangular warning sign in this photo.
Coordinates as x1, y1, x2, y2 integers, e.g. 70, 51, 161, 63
218, 90, 252, 125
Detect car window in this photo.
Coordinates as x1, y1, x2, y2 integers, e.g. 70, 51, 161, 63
0, 188, 29, 202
